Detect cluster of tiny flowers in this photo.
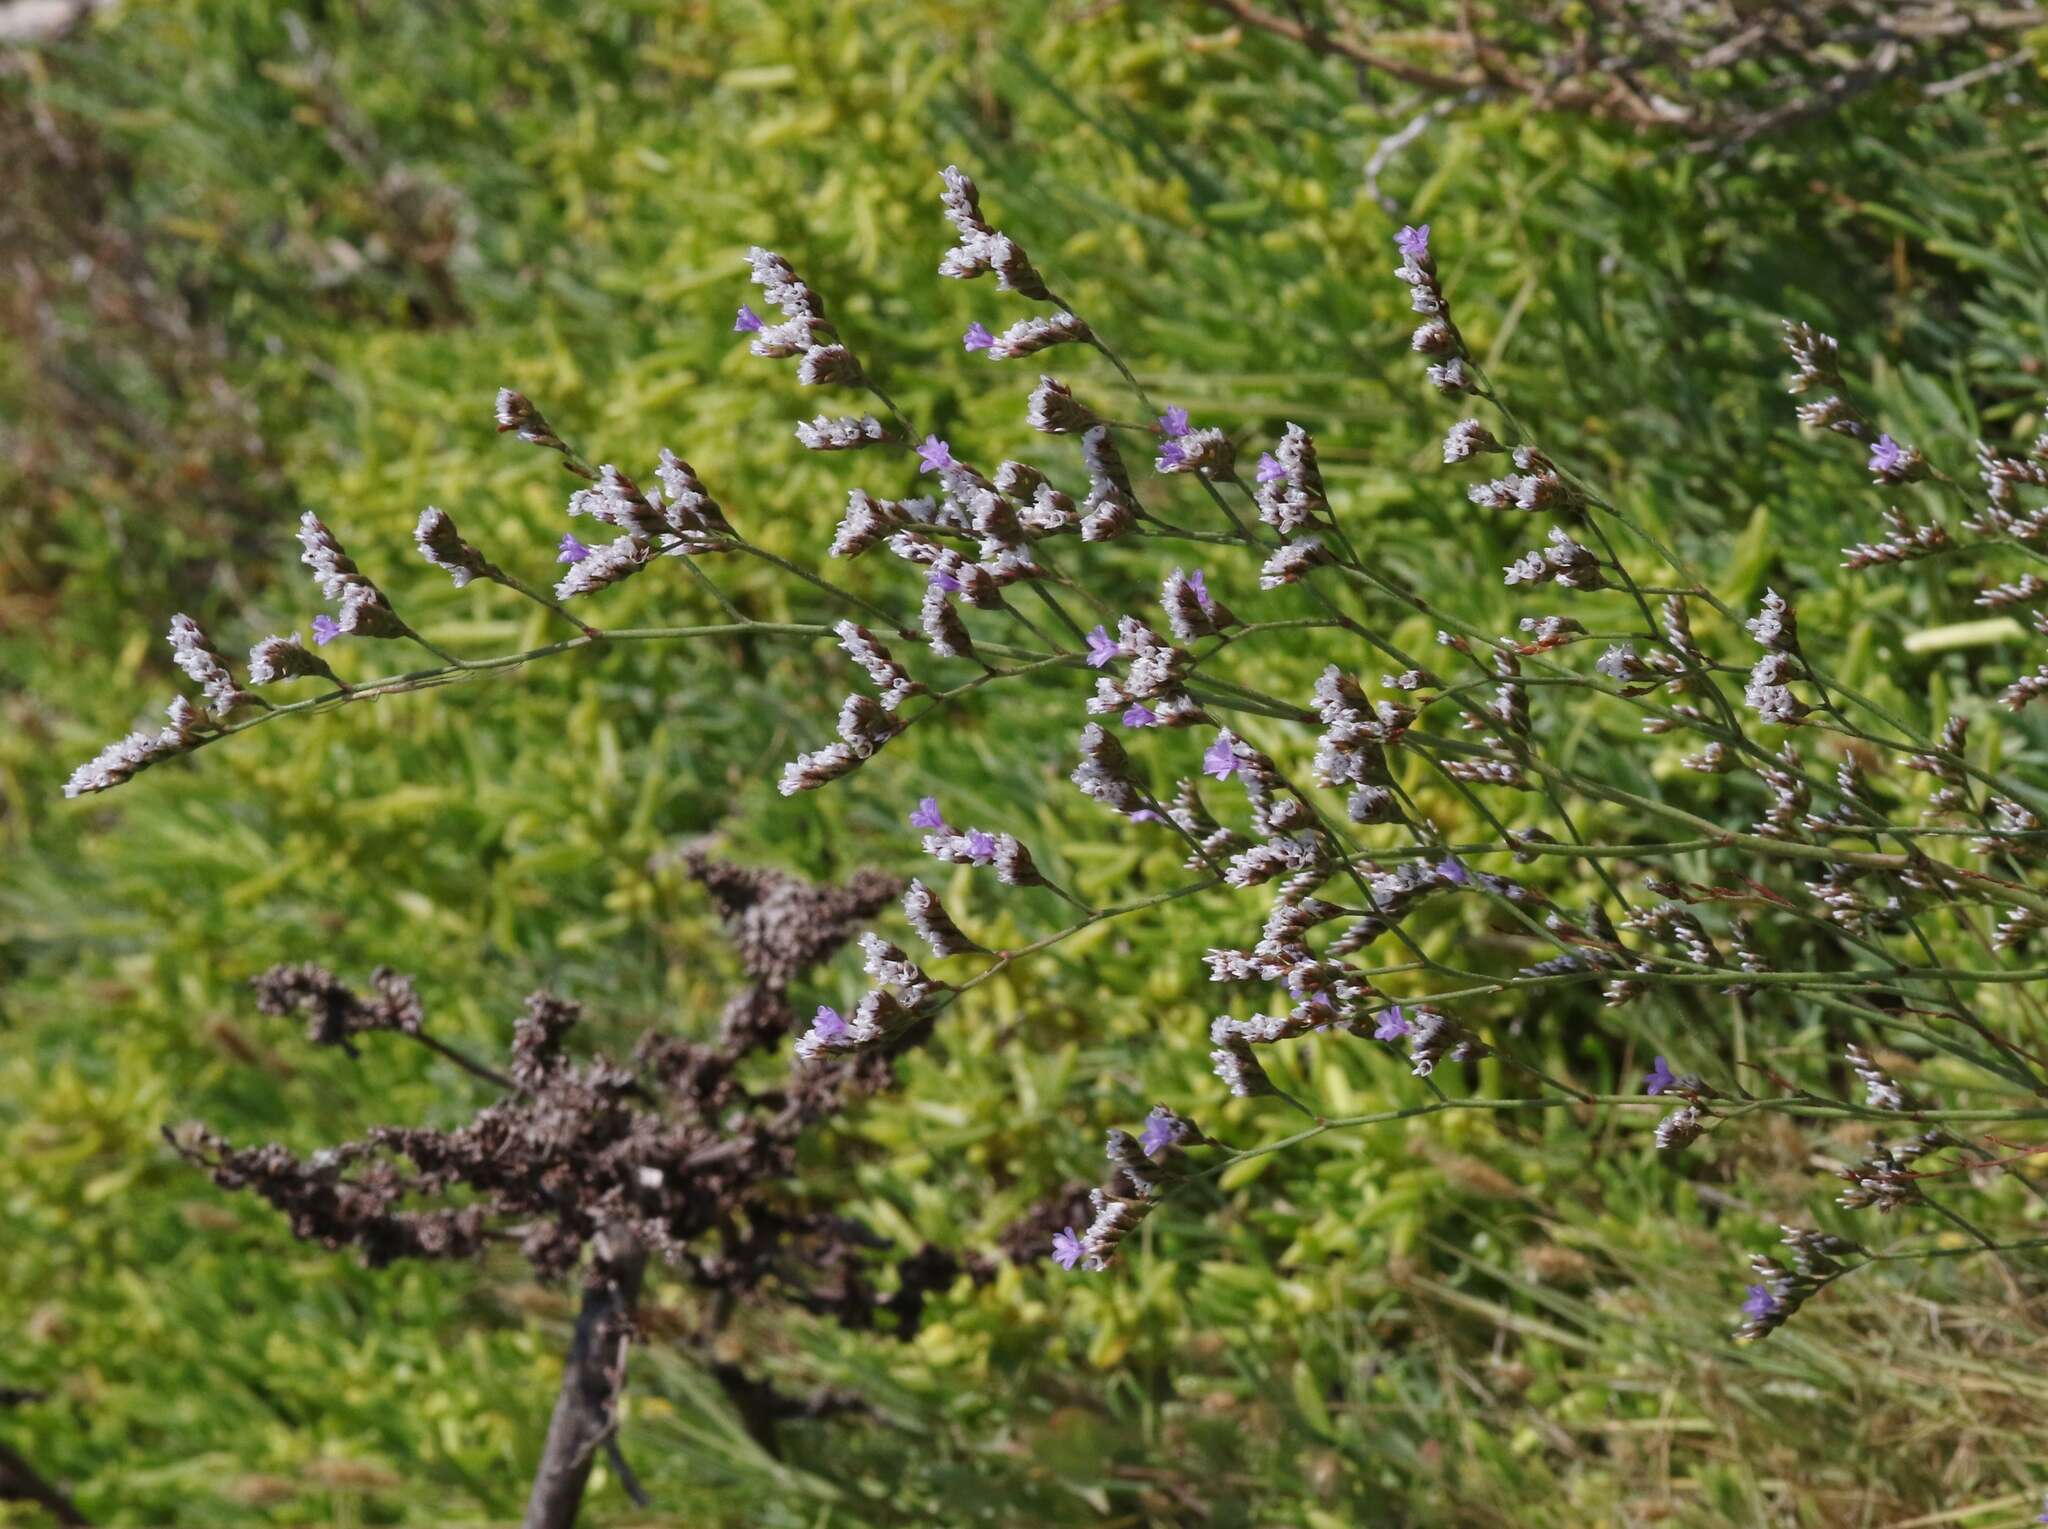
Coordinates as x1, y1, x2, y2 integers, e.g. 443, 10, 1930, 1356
1835, 1131, 1944, 1214
299, 511, 405, 643
494, 387, 571, 454
983, 312, 1091, 360
1084, 615, 1200, 730
1640, 1050, 1714, 1153
796, 413, 892, 452
1842, 506, 1949, 570
69, 487, 469, 790
1968, 433, 2048, 546
936, 164, 1051, 299
795, 931, 944, 1062
247, 633, 340, 691
920, 815, 1044, 887
778, 689, 905, 797
1155, 416, 1236, 480
167, 614, 249, 715
1778, 320, 2048, 718
1160, 567, 1235, 642
555, 452, 738, 602
1741, 590, 1810, 725
1392, 225, 1472, 394
1736, 1227, 1862, 1342
64, 695, 206, 798
414, 506, 492, 589
1845, 1042, 1908, 1111
1026, 374, 1098, 434
1467, 444, 1581, 515
742, 246, 862, 388
1503, 528, 1605, 590
1780, 320, 1865, 439
1867, 432, 1927, 486
1052, 1106, 1208, 1272
1442, 418, 1501, 464
902, 877, 984, 958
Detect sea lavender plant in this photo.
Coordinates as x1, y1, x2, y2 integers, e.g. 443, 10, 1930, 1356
70, 164, 2048, 1352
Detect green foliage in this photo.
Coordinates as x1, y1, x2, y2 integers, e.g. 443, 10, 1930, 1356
7, 2, 2048, 1524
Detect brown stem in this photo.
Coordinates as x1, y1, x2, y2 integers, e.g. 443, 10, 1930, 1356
523, 1251, 646, 1529
0, 1439, 90, 1527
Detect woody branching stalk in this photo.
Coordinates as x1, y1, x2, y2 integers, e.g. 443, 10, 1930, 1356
170, 856, 997, 1529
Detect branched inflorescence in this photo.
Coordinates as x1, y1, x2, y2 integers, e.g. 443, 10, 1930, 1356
171, 853, 1013, 1452
78, 166, 2048, 1342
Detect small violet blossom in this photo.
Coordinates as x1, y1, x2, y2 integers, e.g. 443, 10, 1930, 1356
1188, 569, 1214, 613
909, 796, 947, 831
964, 829, 998, 863
929, 566, 962, 593
1255, 452, 1286, 483
557, 532, 591, 564
1741, 1284, 1777, 1321
1396, 223, 1431, 262
311, 615, 341, 646
1644, 1056, 1678, 1096
1436, 857, 1470, 886
1085, 624, 1123, 668
963, 322, 994, 353
1139, 1107, 1176, 1156
733, 304, 764, 333
917, 435, 956, 474
1123, 703, 1160, 728
1156, 439, 1186, 471
1158, 405, 1191, 439
1202, 733, 1240, 780
1052, 1227, 1084, 1270
1868, 433, 1905, 477
1374, 1005, 1411, 1042
808, 1005, 848, 1043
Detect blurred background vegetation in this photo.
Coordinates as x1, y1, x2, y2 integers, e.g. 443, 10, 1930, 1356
7, 1, 2048, 1524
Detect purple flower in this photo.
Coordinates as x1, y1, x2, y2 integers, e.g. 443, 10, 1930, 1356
965, 829, 998, 863
1202, 733, 1240, 781
1395, 223, 1431, 262
963, 322, 995, 353
1373, 1005, 1411, 1042
928, 566, 962, 593
1156, 440, 1186, 471
1158, 405, 1190, 439
909, 796, 947, 831
1255, 452, 1285, 483
557, 532, 591, 564
1869, 433, 1905, 476
1644, 1055, 1677, 1096
1085, 624, 1123, 668
1139, 1107, 1176, 1156
1436, 857, 1470, 886
733, 304, 764, 333
810, 1005, 848, 1042
1188, 569, 1214, 612
1122, 703, 1160, 728
1741, 1284, 1776, 1321
1052, 1227, 1084, 1270
1130, 808, 1162, 823
917, 435, 956, 474
310, 614, 341, 646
